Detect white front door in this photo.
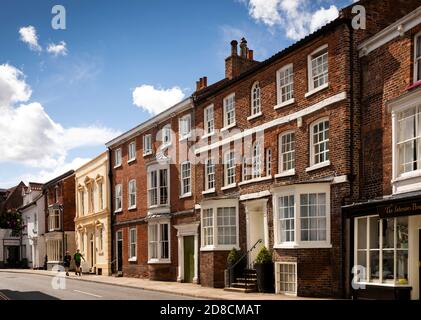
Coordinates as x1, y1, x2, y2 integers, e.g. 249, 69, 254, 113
246, 199, 268, 268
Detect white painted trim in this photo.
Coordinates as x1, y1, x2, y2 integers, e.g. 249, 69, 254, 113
194, 204, 201, 210
306, 160, 331, 172
220, 122, 237, 132
223, 93, 236, 128
275, 262, 298, 296
332, 175, 348, 184
276, 63, 294, 106
238, 175, 272, 186
221, 183, 237, 191
179, 192, 192, 199
358, 7, 421, 57
203, 104, 215, 137
202, 188, 215, 195
307, 44, 329, 93
239, 190, 271, 201
201, 132, 216, 140
247, 112, 263, 121
275, 169, 295, 178
305, 82, 329, 98
274, 98, 295, 110
194, 92, 346, 155
174, 222, 200, 283
309, 117, 330, 168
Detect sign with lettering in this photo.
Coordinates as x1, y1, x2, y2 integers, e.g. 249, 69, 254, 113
377, 200, 421, 218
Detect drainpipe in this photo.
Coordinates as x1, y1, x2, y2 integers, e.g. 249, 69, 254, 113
108, 147, 114, 274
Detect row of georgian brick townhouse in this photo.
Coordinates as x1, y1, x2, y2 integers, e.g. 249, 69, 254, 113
104, 0, 421, 298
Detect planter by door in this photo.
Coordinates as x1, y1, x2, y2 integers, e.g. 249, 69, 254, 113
255, 262, 275, 293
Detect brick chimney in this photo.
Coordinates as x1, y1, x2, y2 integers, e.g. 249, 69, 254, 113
225, 38, 259, 80
196, 76, 208, 91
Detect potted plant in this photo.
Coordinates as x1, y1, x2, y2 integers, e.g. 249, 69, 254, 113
226, 248, 244, 285
254, 246, 275, 293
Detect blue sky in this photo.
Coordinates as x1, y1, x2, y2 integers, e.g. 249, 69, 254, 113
0, 0, 352, 187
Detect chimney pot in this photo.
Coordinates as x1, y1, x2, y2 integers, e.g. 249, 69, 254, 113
203, 76, 207, 88
240, 38, 248, 58
230, 40, 238, 56
196, 80, 200, 91
248, 49, 254, 60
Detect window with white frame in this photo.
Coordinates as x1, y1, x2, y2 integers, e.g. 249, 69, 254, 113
310, 119, 329, 166
415, 33, 421, 82
128, 141, 136, 162
354, 216, 408, 285
48, 209, 60, 231
252, 141, 262, 179
148, 221, 170, 262
205, 158, 215, 191
274, 184, 330, 247
129, 227, 137, 260
224, 151, 236, 186
179, 114, 191, 139
223, 94, 236, 128
147, 167, 169, 207
143, 134, 152, 155
396, 105, 421, 175
308, 46, 328, 92
276, 262, 297, 295
251, 82, 261, 116
279, 132, 295, 172
181, 161, 191, 196
162, 125, 172, 146
114, 148, 122, 167
79, 189, 85, 216
278, 195, 295, 243
115, 184, 122, 212
201, 201, 238, 250
98, 181, 103, 211
242, 155, 250, 181
204, 105, 215, 135
266, 148, 272, 176
128, 179, 136, 209
277, 64, 294, 104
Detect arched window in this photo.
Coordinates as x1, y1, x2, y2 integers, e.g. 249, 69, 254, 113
251, 82, 261, 116
252, 141, 262, 179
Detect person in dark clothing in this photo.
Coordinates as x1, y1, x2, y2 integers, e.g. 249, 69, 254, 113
74, 249, 85, 276
63, 251, 71, 276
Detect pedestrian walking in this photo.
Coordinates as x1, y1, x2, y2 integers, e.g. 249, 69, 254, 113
73, 249, 85, 276
63, 251, 72, 276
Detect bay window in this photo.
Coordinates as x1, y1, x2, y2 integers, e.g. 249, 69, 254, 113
148, 221, 170, 263
223, 94, 236, 128
48, 209, 61, 231
354, 216, 409, 285
201, 200, 238, 250
273, 184, 331, 248
147, 166, 169, 207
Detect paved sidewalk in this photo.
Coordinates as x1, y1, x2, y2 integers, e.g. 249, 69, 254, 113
0, 269, 320, 300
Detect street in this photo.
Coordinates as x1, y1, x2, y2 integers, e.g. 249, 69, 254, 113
0, 272, 201, 300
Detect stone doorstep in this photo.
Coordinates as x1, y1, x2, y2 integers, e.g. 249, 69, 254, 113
0, 269, 315, 300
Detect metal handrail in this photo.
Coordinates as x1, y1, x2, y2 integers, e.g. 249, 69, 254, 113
226, 239, 263, 288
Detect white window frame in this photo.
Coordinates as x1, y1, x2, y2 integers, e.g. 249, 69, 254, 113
179, 114, 192, 140
128, 141, 136, 163
147, 164, 170, 208
148, 220, 171, 263
273, 184, 331, 249
224, 150, 236, 187
128, 179, 137, 209
276, 64, 295, 108
249, 81, 262, 119
204, 158, 215, 192
203, 104, 215, 137
48, 209, 61, 231
251, 140, 262, 179
266, 148, 272, 176
129, 227, 137, 261
278, 131, 296, 175
114, 148, 122, 168
414, 31, 421, 83
308, 118, 330, 170
143, 134, 153, 156
180, 161, 192, 197
275, 262, 297, 296
162, 124, 172, 148
223, 93, 236, 129
114, 184, 122, 213
200, 199, 239, 251
306, 45, 329, 97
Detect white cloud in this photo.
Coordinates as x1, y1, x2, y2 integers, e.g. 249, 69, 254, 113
0, 64, 120, 171
47, 41, 68, 56
19, 26, 42, 51
241, 0, 339, 40
132, 85, 185, 115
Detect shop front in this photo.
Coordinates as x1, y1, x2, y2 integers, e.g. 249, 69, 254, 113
344, 191, 421, 300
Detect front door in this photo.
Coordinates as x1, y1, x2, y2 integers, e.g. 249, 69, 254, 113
183, 236, 194, 283
248, 210, 265, 268
116, 231, 123, 272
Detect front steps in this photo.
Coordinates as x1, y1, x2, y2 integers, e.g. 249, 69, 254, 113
224, 269, 258, 293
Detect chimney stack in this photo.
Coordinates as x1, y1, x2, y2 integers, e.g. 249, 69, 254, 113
231, 40, 238, 56
240, 38, 248, 58
225, 38, 258, 80
196, 76, 208, 91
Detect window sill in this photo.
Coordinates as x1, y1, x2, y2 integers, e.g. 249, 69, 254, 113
221, 183, 237, 191
201, 132, 216, 140
113, 164, 122, 169
160, 142, 172, 150
202, 188, 216, 195
114, 209, 123, 214
127, 158, 136, 164
179, 134, 192, 142
128, 206, 137, 211
392, 169, 421, 183
143, 151, 153, 157
354, 282, 411, 288
128, 257, 137, 262
200, 245, 240, 252
220, 123, 236, 133
247, 112, 263, 121
274, 98, 295, 110
148, 259, 171, 264
275, 169, 295, 178
180, 192, 192, 199
238, 175, 272, 186
305, 83, 329, 98
305, 161, 330, 172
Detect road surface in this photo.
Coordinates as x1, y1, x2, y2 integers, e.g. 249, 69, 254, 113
0, 272, 200, 300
